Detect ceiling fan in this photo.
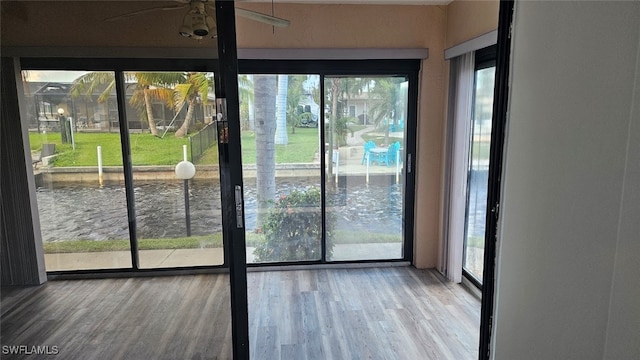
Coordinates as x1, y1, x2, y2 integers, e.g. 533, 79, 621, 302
105, 0, 290, 40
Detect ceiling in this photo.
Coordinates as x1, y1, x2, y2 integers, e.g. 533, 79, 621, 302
11, 0, 453, 4
247, 0, 452, 4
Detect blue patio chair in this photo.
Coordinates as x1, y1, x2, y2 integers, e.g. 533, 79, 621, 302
361, 141, 377, 165
386, 142, 401, 165
378, 142, 400, 166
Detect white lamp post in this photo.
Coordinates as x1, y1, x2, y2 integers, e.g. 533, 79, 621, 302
175, 145, 196, 236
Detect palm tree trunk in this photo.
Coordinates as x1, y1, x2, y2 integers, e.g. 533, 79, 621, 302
254, 75, 277, 227
329, 78, 341, 177
144, 88, 159, 136
104, 102, 111, 132
275, 75, 288, 145
175, 98, 196, 137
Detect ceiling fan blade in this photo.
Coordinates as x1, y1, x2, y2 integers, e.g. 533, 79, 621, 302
235, 8, 290, 28
105, 4, 188, 22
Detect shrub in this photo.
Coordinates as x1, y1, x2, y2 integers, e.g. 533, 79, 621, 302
253, 187, 335, 262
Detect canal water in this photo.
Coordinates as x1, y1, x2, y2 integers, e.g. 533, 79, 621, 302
36, 179, 404, 242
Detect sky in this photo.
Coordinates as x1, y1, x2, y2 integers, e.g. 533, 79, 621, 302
23, 70, 88, 83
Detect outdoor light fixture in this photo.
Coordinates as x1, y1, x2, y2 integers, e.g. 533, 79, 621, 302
175, 160, 196, 180
57, 108, 64, 116
176, 145, 196, 236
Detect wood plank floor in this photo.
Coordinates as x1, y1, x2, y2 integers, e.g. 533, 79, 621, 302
1, 275, 233, 360
1, 267, 479, 360
247, 267, 479, 360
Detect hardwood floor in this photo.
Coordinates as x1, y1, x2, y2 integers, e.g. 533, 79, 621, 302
1, 267, 479, 360
1, 275, 233, 360
248, 267, 479, 360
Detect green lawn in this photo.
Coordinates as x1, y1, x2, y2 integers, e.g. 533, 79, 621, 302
44, 234, 223, 253
43, 229, 399, 254
472, 140, 491, 162
241, 127, 319, 164
29, 128, 320, 167
30, 132, 193, 166
466, 236, 485, 249
193, 146, 220, 165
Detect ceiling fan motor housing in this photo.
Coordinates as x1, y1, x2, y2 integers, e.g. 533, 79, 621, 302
191, 13, 209, 36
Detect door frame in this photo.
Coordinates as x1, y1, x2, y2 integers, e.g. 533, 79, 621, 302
20, 57, 230, 276
479, 1, 514, 359
238, 59, 420, 266
461, 44, 497, 289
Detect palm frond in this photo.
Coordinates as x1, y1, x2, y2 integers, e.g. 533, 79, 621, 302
70, 72, 115, 103
190, 72, 212, 104
135, 72, 186, 87
174, 83, 192, 110
145, 87, 176, 108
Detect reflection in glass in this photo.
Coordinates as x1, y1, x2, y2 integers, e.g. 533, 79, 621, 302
463, 66, 496, 281
22, 70, 131, 271
325, 76, 407, 261
241, 74, 322, 263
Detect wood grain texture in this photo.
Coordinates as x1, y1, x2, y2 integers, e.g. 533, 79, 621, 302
1, 275, 233, 359
1, 267, 479, 359
247, 267, 480, 360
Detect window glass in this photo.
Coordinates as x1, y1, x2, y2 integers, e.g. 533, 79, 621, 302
463, 66, 496, 281
23, 70, 131, 271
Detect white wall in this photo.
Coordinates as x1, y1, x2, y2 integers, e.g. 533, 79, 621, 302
492, 1, 640, 359
603, 9, 640, 356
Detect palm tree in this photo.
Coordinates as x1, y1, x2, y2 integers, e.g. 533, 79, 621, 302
368, 78, 404, 146
238, 74, 254, 130
132, 72, 182, 136
327, 77, 341, 176
253, 75, 277, 227
285, 75, 307, 134
71, 72, 176, 136
70, 72, 115, 130
174, 72, 213, 138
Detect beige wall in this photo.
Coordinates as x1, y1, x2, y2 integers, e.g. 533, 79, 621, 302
437, 0, 498, 272
445, 0, 499, 49
0, 1, 217, 50
236, 3, 447, 268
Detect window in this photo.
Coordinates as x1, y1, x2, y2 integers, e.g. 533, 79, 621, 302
20, 60, 225, 272
239, 60, 418, 265
463, 45, 496, 284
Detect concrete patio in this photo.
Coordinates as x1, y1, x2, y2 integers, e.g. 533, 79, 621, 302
44, 243, 403, 271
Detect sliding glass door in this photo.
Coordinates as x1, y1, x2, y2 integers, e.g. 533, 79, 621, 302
22, 70, 132, 271
21, 63, 232, 274
122, 71, 225, 269
25, 64, 417, 270
324, 76, 408, 261
463, 61, 496, 282
240, 64, 417, 265
241, 74, 323, 263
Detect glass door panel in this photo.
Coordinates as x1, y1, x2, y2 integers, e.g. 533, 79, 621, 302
22, 70, 131, 271
241, 74, 322, 263
463, 66, 496, 281
122, 71, 224, 269
324, 76, 407, 261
